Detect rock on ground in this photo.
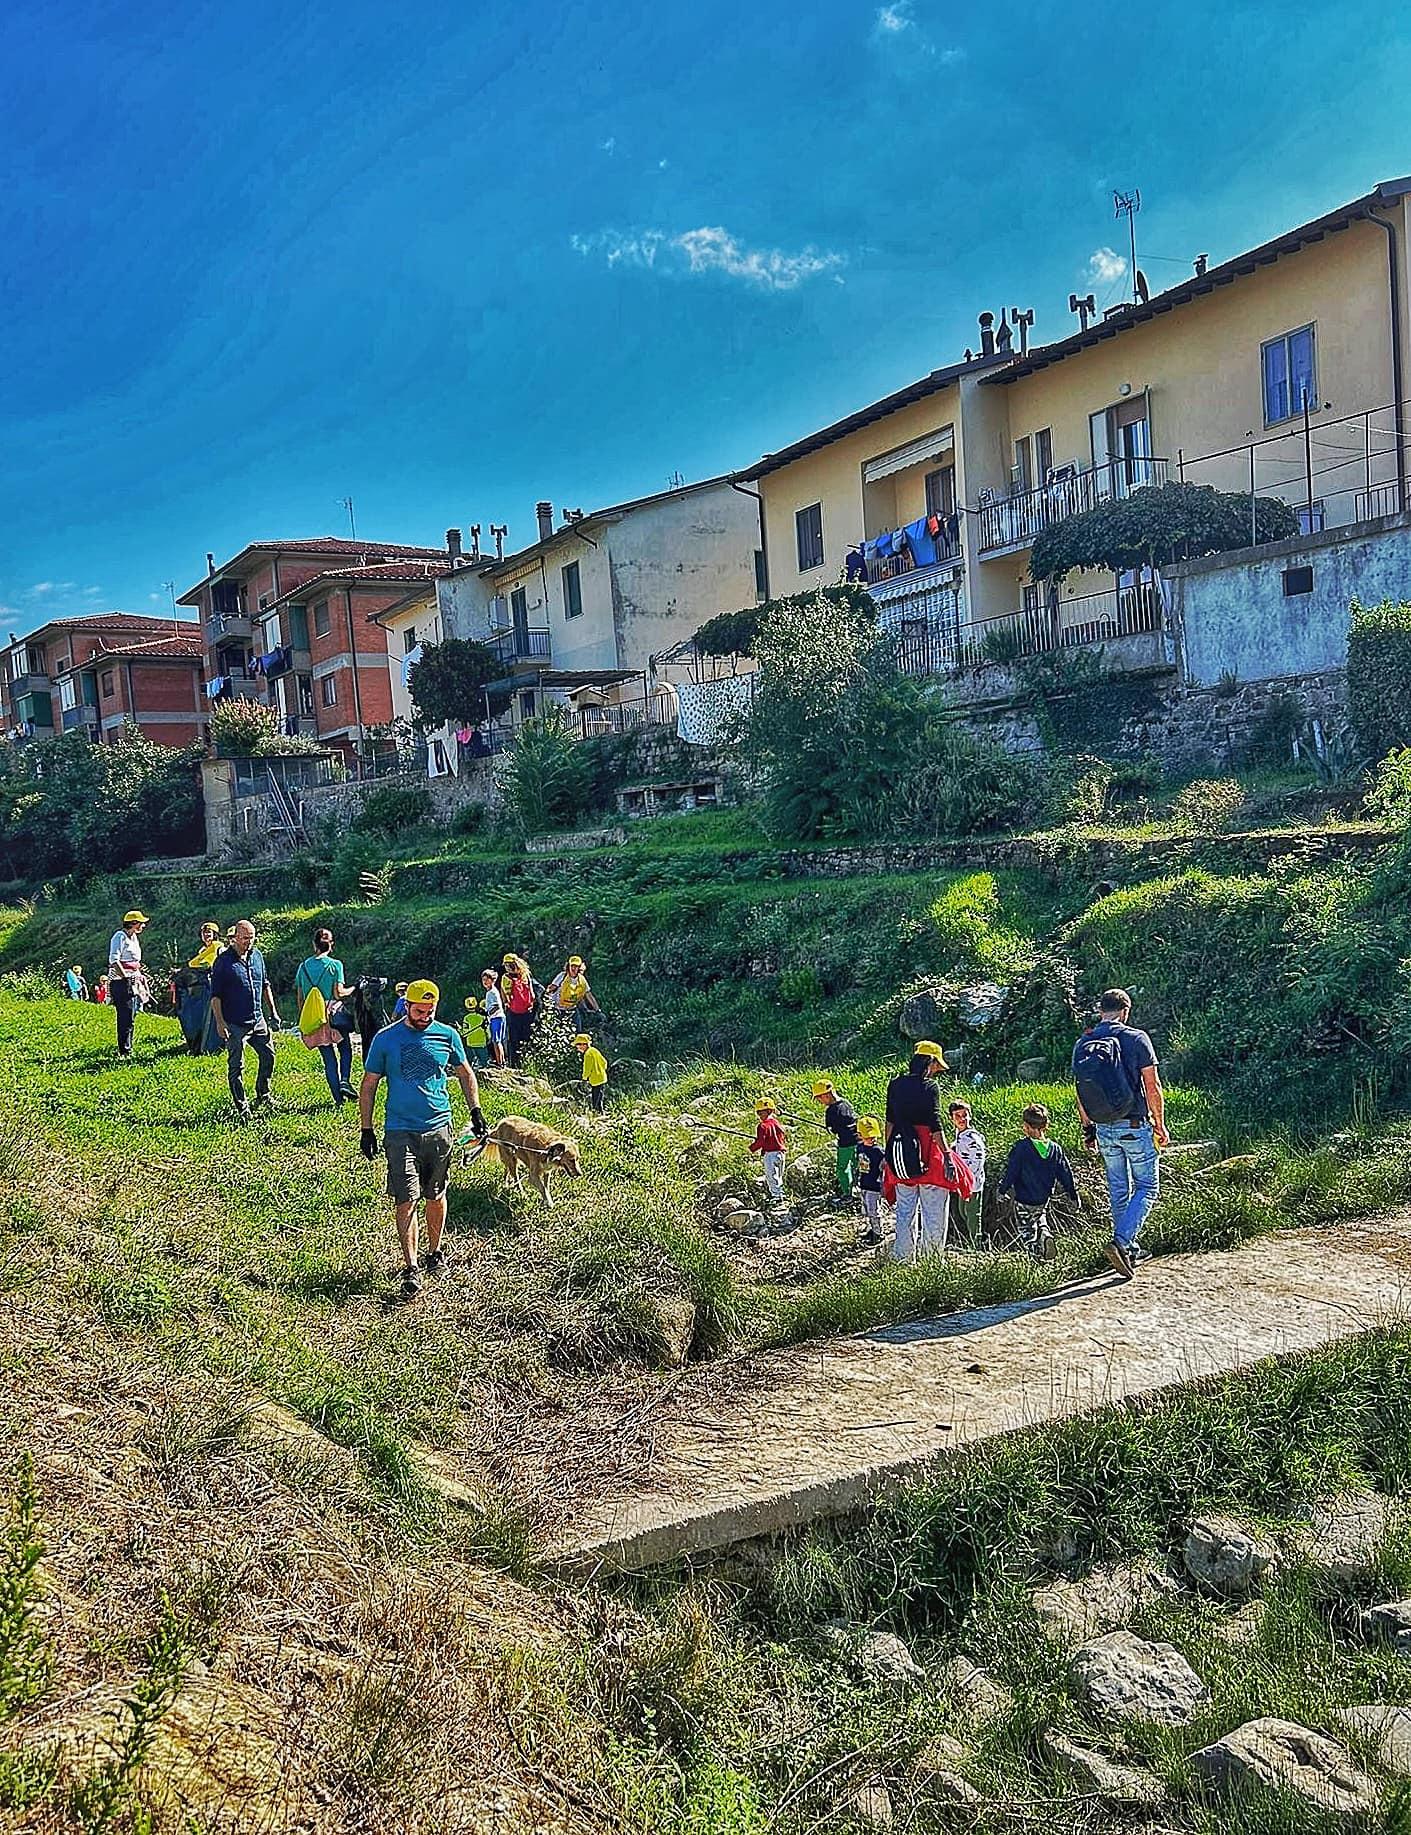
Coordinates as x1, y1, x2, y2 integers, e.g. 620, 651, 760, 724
1016, 1056, 1047, 1080
1361, 1600, 1411, 1652
1044, 1730, 1167, 1808
1289, 1494, 1394, 1580
1184, 1514, 1278, 1595
1212, 1599, 1267, 1647
936, 1656, 1013, 1728
819, 1625, 924, 1688
650, 1297, 696, 1368
847, 1780, 894, 1829
1192, 1718, 1379, 1815
1032, 1562, 1174, 1643
1072, 1631, 1209, 1725
1334, 1705, 1411, 1778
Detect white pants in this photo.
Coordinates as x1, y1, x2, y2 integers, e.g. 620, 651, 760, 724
893, 1183, 949, 1260
762, 1151, 786, 1202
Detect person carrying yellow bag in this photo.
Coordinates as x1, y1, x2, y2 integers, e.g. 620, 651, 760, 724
295, 927, 356, 1107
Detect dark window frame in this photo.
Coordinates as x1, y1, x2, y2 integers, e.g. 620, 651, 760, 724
561, 559, 583, 620
312, 599, 331, 638
795, 502, 824, 572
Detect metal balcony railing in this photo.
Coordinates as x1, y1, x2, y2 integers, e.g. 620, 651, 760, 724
976, 457, 1169, 555
489, 627, 552, 662
863, 516, 963, 584
888, 583, 1165, 678
61, 704, 99, 732
207, 610, 253, 643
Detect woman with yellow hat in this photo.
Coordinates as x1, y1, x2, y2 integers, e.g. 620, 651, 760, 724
107, 909, 148, 1059
499, 953, 541, 1067
883, 1040, 953, 1259
544, 953, 601, 1017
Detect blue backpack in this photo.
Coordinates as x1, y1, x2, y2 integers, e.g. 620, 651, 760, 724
1072, 1030, 1139, 1123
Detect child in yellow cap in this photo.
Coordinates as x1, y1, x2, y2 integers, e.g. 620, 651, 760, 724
812, 1077, 860, 1204
462, 995, 490, 1068
573, 1033, 609, 1111
750, 1100, 788, 1206
857, 1116, 886, 1244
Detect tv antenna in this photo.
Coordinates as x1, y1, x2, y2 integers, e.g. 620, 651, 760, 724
1113, 189, 1141, 305
338, 496, 357, 539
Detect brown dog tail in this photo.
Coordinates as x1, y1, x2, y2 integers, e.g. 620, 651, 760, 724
476, 1140, 504, 1168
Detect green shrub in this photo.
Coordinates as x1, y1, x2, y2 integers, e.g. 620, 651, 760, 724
1364, 747, 1411, 827
0, 1457, 49, 1718
1243, 687, 1308, 765
1347, 597, 1411, 762
496, 710, 591, 836
209, 696, 280, 755
1063, 754, 1114, 824
451, 800, 490, 838
352, 783, 435, 838
1171, 776, 1248, 836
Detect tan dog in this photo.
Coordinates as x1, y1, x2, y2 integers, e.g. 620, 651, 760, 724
479, 1114, 584, 1206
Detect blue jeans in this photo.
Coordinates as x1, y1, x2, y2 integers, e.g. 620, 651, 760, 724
318, 1037, 353, 1101
1097, 1120, 1160, 1249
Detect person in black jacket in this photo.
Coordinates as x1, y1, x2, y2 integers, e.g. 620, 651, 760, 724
884, 1041, 951, 1259
996, 1103, 1077, 1261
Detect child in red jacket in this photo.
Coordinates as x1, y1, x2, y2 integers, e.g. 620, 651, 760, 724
749, 1099, 787, 1204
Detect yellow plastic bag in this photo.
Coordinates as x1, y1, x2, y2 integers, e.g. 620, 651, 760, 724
298, 984, 328, 1039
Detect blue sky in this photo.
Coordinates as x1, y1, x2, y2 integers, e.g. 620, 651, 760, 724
2, 0, 1407, 636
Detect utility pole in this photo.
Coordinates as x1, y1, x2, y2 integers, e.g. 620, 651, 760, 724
1114, 189, 1141, 305
339, 496, 357, 539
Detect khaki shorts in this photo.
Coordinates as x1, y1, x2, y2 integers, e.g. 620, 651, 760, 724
384, 1127, 454, 1204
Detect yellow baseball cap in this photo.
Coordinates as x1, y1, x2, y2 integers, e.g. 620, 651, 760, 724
464, 995, 481, 1011
405, 978, 439, 1004
811, 1078, 835, 1099
858, 1114, 882, 1142
573, 1033, 591, 1048
568, 954, 584, 968
502, 953, 517, 966
756, 1098, 776, 1114
123, 909, 148, 924
914, 1040, 949, 1066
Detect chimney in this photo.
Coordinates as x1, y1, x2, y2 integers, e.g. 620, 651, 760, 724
995, 309, 1013, 354
1068, 292, 1096, 332
1011, 307, 1034, 357
1193, 252, 1208, 277
469, 523, 481, 560
446, 527, 463, 563
206, 552, 216, 576
978, 311, 995, 358
491, 522, 507, 562
535, 501, 554, 542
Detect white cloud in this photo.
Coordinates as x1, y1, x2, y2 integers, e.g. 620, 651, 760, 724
600, 136, 616, 155
657, 158, 669, 170
84, 585, 103, 596
872, 2, 964, 60
572, 225, 844, 291
1088, 245, 1128, 286
29, 580, 76, 596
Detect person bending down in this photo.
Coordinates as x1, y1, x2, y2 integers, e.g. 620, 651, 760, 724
359, 977, 487, 1298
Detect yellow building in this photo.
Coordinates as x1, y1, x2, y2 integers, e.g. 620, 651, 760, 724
749, 177, 1411, 668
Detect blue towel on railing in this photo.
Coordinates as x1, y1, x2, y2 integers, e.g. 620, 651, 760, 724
904, 516, 939, 566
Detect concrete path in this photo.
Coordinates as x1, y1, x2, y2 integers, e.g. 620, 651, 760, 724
555, 1218, 1411, 1574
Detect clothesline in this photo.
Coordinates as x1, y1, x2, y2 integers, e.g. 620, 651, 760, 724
845, 510, 961, 581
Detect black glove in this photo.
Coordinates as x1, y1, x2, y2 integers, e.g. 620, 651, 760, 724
1083, 1123, 1098, 1149
470, 1105, 488, 1139
359, 1128, 379, 1160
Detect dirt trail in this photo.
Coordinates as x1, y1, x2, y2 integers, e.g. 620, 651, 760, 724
553, 1217, 1411, 1574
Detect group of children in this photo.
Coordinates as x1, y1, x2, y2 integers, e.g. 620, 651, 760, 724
456, 954, 610, 1110
747, 1082, 1078, 1260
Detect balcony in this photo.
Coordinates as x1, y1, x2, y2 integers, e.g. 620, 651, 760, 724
976, 458, 1169, 557
489, 627, 552, 664
61, 704, 99, 733
8, 671, 49, 700
206, 671, 257, 700
206, 611, 253, 644
889, 581, 1167, 679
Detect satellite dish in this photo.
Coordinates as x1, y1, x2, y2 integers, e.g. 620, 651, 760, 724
1135, 269, 1150, 305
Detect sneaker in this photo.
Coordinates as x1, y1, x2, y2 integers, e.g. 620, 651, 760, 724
1104, 1240, 1135, 1280
339, 1084, 357, 1101
400, 1264, 423, 1297
859, 1227, 884, 1246
424, 1248, 448, 1277
252, 1091, 277, 1112
1041, 1230, 1058, 1262
234, 1104, 252, 1127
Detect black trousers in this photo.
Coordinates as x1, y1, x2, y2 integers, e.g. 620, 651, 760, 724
112, 979, 136, 1055
506, 1009, 534, 1066
589, 1084, 607, 1113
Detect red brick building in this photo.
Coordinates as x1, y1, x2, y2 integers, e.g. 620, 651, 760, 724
177, 538, 447, 757
1, 614, 206, 748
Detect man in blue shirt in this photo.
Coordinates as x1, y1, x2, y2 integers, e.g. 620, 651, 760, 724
1072, 988, 1169, 1281
359, 977, 488, 1296
210, 918, 282, 1123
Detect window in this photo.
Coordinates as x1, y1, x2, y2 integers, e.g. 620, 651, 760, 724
754, 548, 768, 598
100, 671, 114, 697
298, 674, 314, 717
795, 502, 824, 572
402, 626, 418, 654
1298, 501, 1325, 536
1012, 437, 1032, 494
925, 465, 956, 517
320, 674, 338, 708
1262, 324, 1317, 425
1035, 427, 1054, 481
312, 598, 331, 638
561, 559, 583, 619
1283, 565, 1314, 597
519, 690, 536, 721
289, 605, 310, 649
58, 675, 77, 711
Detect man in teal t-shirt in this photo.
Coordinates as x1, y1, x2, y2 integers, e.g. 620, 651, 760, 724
359, 977, 488, 1297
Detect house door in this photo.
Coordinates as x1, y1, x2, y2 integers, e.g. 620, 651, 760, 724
924, 464, 956, 518
511, 587, 530, 652
1091, 395, 1152, 499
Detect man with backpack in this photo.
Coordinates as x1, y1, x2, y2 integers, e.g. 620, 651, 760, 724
883, 1041, 971, 1260
1072, 988, 1169, 1280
